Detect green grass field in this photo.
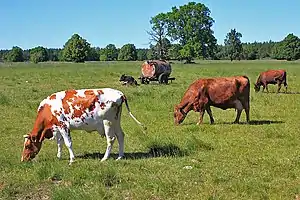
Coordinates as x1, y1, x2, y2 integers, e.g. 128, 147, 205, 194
0, 60, 300, 200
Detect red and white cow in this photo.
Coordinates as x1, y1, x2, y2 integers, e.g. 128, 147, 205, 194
21, 88, 144, 164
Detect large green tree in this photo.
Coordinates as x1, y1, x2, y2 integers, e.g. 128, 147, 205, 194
148, 13, 170, 59
30, 46, 48, 63
279, 34, 300, 60
271, 34, 300, 61
62, 33, 91, 62
118, 44, 137, 61
224, 29, 243, 61
168, 43, 182, 60
6, 46, 24, 62
165, 2, 217, 62
99, 44, 118, 61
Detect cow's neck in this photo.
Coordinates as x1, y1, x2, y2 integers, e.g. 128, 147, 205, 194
180, 102, 192, 114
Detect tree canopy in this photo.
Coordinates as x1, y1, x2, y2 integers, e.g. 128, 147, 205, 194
224, 29, 243, 61
148, 13, 170, 59
100, 44, 118, 61
30, 46, 48, 63
6, 46, 24, 62
149, 2, 217, 62
118, 44, 137, 61
62, 33, 91, 62
272, 34, 300, 61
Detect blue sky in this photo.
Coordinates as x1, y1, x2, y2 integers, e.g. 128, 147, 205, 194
1, 0, 300, 49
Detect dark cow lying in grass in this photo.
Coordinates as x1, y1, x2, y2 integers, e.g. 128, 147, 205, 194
254, 69, 287, 93
119, 74, 139, 86
174, 76, 250, 125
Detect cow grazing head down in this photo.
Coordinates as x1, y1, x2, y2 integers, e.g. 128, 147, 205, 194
254, 83, 261, 92
174, 105, 187, 125
21, 134, 43, 161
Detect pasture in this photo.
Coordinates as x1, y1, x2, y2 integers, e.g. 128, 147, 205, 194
0, 60, 300, 200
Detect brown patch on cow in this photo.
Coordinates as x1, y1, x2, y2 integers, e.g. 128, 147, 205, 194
62, 90, 78, 114
100, 102, 106, 110
84, 90, 95, 96
21, 103, 59, 161
49, 94, 56, 100
71, 94, 98, 118
97, 89, 104, 95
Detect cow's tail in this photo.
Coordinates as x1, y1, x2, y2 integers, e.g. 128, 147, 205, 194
283, 70, 288, 86
122, 95, 147, 131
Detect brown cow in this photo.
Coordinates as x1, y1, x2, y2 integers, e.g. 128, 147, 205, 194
254, 69, 287, 93
174, 76, 250, 125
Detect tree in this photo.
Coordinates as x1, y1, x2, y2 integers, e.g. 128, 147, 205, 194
271, 34, 300, 61
0, 50, 9, 62
62, 33, 91, 62
118, 44, 137, 61
137, 49, 148, 61
168, 44, 182, 60
99, 44, 118, 61
224, 29, 243, 61
179, 43, 194, 63
148, 13, 170, 59
6, 46, 24, 62
281, 34, 300, 61
150, 38, 171, 60
47, 48, 63, 61
165, 2, 217, 62
86, 47, 100, 61
30, 46, 48, 63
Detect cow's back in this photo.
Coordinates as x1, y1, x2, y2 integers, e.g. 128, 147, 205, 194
203, 76, 248, 104
260, 69, 286, 83
37, 88, 124, 131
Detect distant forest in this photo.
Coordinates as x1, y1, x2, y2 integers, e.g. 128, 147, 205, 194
1, 2, 299, 63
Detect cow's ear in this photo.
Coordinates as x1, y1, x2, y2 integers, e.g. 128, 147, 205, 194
23, 135, 29, 139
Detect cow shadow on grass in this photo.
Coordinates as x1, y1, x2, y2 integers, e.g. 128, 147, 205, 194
217, 120, 284, 125
260, 91, 300, 95
77, 144, 186, 160
182, 120, 284, 126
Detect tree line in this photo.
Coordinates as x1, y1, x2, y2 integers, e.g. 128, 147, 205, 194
1, 2, 299, 63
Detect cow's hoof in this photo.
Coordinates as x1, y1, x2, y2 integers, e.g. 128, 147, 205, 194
116, 156, 124, 161
232, 121, 239, 124
101, 158, 108, 162
69, 160, 75, 166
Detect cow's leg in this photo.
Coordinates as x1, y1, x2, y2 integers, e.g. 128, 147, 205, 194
265, 84, 269, 93
196, 108, 205, 125
60, 128, 75, 164
115, 123, 125, 160
284, 81, 288, 92
101, 120, 116, 162
241, 101, 250, 123
205, 106, 214, 124
56, 133, 63, 159
233, 100, 243, 124
277, 80, 282, 93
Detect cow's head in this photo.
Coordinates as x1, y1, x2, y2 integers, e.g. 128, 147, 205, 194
254, 83, 260, 92
174, 105, 187, 125
119, 74, 126, 82
21, 134, 43, 162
